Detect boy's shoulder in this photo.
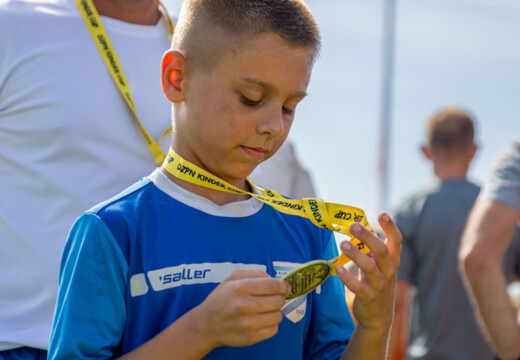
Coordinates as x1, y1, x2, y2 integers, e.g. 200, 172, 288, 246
87, 177, 155, 217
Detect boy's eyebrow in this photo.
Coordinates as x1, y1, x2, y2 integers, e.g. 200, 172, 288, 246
240, 77, 308, 98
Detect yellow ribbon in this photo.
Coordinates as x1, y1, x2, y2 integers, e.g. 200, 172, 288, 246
75, 0, 174, 166
163, 147, 372, 272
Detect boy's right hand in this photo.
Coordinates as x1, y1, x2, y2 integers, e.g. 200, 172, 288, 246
194, 270, 290, 348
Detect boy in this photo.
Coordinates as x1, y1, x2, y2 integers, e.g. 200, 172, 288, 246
49, 1, 401, 359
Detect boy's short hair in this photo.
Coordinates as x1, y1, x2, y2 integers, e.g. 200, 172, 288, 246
426, 107, 475, 153
172, 0, 321, 71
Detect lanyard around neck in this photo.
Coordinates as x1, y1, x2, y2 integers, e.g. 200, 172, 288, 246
163, 147, 373, 271
75, 0, 174, 166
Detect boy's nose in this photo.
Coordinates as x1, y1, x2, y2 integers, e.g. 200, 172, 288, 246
257, 109, 285, 138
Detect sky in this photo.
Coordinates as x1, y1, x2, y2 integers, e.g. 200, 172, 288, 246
165, 0, 520, 225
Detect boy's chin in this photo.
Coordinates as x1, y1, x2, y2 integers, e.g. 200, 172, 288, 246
218, 165, 258, 184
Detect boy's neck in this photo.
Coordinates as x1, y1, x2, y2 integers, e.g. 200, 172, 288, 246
429, 144, 476, 181
434, 174, 467, 182
433, 160, 470, 180
93, 0, 161, 25
160, 167, 252, 206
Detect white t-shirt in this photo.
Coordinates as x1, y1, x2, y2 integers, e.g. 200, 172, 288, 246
0, 0, 172, 350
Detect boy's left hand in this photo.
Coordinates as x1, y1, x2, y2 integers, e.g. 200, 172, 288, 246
336, 212, 402, 333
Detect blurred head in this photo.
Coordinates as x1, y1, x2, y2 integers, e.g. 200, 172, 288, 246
421, 107, 478, 179
161, 0, 320, 186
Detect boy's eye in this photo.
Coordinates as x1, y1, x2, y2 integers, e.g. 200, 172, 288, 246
282, 107, 294, 116
241, 96, 261, 107
241, 95, 295, 116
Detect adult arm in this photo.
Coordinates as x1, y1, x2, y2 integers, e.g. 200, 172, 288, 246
338, 212, 402, 360
459, 200, 520, 360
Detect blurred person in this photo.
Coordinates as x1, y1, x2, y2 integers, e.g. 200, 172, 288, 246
388, 107, 496, 360
0, 0, 173, 358
250, 140, 316, 198
460, 139, 520, 360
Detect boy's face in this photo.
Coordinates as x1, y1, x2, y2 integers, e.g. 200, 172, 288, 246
169, 33, 314, 187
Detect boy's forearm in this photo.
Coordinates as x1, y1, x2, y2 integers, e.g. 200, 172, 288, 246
337, 212, 401, 360
340, 323, 392, 360
118, 306, 215, 360
117, 271, 289, 360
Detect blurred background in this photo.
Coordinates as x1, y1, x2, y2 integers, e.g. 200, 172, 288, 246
165, 0, 520, 223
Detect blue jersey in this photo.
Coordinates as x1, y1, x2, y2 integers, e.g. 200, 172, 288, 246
49, 170, 355, 359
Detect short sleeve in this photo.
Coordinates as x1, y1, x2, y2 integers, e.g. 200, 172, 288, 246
48, 213, 128, 360
503, 227, 520, 282
311, 233, 355, 360
479, 140, 520, 213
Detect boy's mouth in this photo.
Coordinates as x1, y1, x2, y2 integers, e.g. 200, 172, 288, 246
241, 146, 267, 160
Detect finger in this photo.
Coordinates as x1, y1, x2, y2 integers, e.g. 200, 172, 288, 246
251, 324, 279, 343
350, 221, 393, 278
350, 221, 392, 275
232, 277, 290, 297
240, 310, 284, 331
240, 320, 281, 345
225, 269, 270, 282
336, 265, 375, 300
340, 239, 384, 291
378, 212, 402, 269
344, 259, 360, 274
234, 294, 287, 315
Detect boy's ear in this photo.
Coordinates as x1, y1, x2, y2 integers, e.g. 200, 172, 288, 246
161, 49, 188, 103
468, 143, 478, 161
421, 144, 433, 160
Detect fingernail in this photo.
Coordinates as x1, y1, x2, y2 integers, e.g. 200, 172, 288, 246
341, 241, 352, 252
336, 266, 345, 275
382, 213, 390, 222
351, 223, 362, 234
